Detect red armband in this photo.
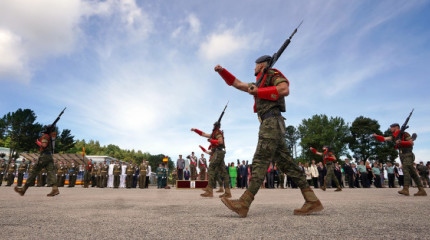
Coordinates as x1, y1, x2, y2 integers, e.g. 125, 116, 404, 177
310, 147, 317, 154
199, 145, 207, 152
257, 86, 279, 101
374, 135, 385, 142
210, 139, 219, 146
326, 157, 336, 161
218, 68, 236, 86
399, 141, 413, 148
193, 129, 203, 136
36, 140, 42, 147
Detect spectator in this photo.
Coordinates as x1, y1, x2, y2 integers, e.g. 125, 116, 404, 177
184, 167, 190, 180
365, 161, 373, 186
343, 158, 354, 188
372, 162, 382, 188
395, 163, 404, 187
317, 162, 326, 189
266, 162, 274, 189
236, 160, 242, 188
240, 160, 248, 189
352, 163, 360, 188
176, 155, 185, 180
274, 164, 280, 188
145, 163, 151, 188
310, 160, 319, 188
334, 162, 343, 188
358, 161, 369, 188
304, 163, 312, 187
386, 162, 395, 188
229, 162, 237, 188
379, 162, 385, 188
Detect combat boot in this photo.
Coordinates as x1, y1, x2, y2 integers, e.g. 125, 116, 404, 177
200, 187, 213, 198
335, 186, 342, 192
219, 187, 232, 198
320, 182, 326, 191
221, 190, 254, 218
414, 186, 427, 196
14, 185, 28, 196
201, 185, 209, 192
294, 188, 324, 215
47, 186, 60, 197
216, 186, 224, 193
398, 185, 409, 196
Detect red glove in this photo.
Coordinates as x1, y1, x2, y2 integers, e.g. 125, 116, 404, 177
218, 68, 236, 86
210, 139, 219, 146
398, 141, 413, 148
199, 145, 207, 152
310, 147, 317, 154
192, 129, 203, 136
257, 86, 279, 101
374, 135, 385, 142
36, 140, 42, 147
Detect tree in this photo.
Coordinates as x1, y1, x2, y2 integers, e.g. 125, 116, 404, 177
298, 114, 350, 162
56, 129, 75, 153
374, 129, 398, 163
285, 125, 299, 158
348, 116, 382, 163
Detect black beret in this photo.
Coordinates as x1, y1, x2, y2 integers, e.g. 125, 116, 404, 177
255, 55, 271, 63
390, 123, 400, 128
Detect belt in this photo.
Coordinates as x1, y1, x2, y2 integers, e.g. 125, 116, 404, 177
259, 109, 281, 122
41, 151, 52, 155
399, 149, 412, 154
213, 148, 225, 152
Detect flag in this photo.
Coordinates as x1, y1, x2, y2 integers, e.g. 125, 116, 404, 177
82, 145, 86, 158
163, 157, 168, 163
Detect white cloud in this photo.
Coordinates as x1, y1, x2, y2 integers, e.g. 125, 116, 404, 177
187, 14, 201, 34
198, 27, 255, 61
0, 29, 30, 83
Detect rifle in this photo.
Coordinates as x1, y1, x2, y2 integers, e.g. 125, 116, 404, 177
253, 20, 303, 89
395, 109, 416, 144
210, 102, 229, 146
44, 107, 67, 154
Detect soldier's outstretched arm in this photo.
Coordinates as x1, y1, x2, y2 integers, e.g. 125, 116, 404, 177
191, 128, 210, 138
373, 134, 392, 142
215, 65, 248, 92
310, 147, 323, 156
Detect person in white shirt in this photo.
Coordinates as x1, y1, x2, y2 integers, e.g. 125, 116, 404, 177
304, 163, 312, 187
108, 161, 114, 188
146, 164, 152, 188
120, 163, 127, 188
310, 160, 319, 188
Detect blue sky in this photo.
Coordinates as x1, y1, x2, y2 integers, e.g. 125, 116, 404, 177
1, 0, 429, 164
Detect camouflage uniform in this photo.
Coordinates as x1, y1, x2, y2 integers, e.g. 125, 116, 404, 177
417, 164, 429, 187
91, 164, 98, 187
6, 162, 17, 186
0, 160, 6, 186
399, 133, 423, 190
126, 164, 134, 188
84, 162, 93, 188
189, 156, 198, 180
27, 162, 36, 186
100, 163, 109, 188
56, 163, 66, 187
17, 162, 28, 187
322, 151, 341, 191
206, 129, 230, 194
68, 163, 78, 187
198, 157, 207, 180
139, 162, 147, 189
113, 164, 121, 188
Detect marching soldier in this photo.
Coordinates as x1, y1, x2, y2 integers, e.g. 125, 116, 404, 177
417, 162, 429, 188
310, 146, 342, 192
100, 161, 109, 188
139, 160, 147, 189
189, 152, 198, 180
14, 125, 60, 196
83, 159, 93, 188
215, 55, 323, 217
374, 123, 427, 196
113, 160, 121, 188
126, 161, 134, 188
68, 162, 78, 187
6, 160, 17, 186
17, 159, 28, 187
191, 122, 232, 199
198, 154, 207, 180
0, 159, 7, 186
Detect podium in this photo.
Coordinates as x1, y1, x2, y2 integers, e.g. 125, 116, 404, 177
176, 180, 208, 189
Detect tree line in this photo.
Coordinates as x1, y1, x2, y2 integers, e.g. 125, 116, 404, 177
1, 108, 398, 169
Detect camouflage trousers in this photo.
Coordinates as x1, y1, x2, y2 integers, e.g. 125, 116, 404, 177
400, 153, 423, 188
199, 166, 206, 180
25, 153, 57, 187
190, 164, 197, 180
208, 150, 230, 189
325, 162, 340, 188
248, 117, 309, 195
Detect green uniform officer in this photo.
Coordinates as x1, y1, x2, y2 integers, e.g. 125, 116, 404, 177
156, 164, 163, 188
68, 162, 78, 187
100, 161, 109, 188
126, 161, 134, 188
139, 161, 147, 189
6, 160, 17, 186
215, 56, 323, 217
374, 123, 427, 196
113, 161, 121, 188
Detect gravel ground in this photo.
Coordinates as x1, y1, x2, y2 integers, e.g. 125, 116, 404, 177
0, 186, 429, 239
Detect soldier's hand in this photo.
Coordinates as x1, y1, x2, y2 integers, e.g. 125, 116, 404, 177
214, 65, 223, 72
248, 84, 258, 96
396, 139, 401, 144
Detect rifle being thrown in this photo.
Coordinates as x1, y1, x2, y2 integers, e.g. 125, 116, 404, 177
42, 107, 67, 154
395, 109, 417, 145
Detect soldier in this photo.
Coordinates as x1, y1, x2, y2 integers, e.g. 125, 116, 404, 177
156, 163, 163, 189
83, 159, 93, 188
91, 162, 98, 187
56, 161, 66, 187
113, 160, 121, 188
17, 159, 28, 187
162, 164, 169, 189
96, 162, 103, 187
171, 169, 177, 187
188, 152, 198, 180
310, 146, 342, 192
68, 162, 78, 187
100, 161, 109, 188
191, 123, 232, 199
139, 160, 147, 189
198, 154, 207, 180
417, 161, 429, 188
126, 161, 134, 188
14, 125, 60, 196
374, 123, 427, 196
0, 159, 7, 186
215, 57, 323, 217
6, 160, 17, 186
26, 160, 36, 187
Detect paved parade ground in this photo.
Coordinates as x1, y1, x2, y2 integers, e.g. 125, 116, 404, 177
1, 187, 429, 239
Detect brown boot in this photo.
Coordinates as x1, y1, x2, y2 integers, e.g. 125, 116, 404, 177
219, 187, 232, 198
14, 185, 28, 196
201, 186, 209, 192
335, 186, 342, 192
293, 188, 324, 215
216, 186, 224, 193
47, 186, 60, 197
320, 181, 326, 191
398, 185, 409, 196
200, 187, 213, 198
221, 190, 254, 218
414, 186, 427, 196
